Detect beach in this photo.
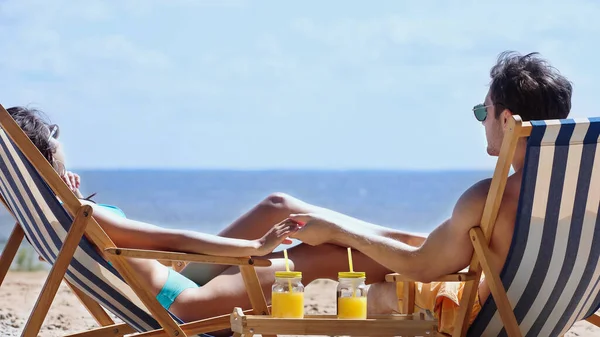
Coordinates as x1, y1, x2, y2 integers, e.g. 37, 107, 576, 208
1, 271, 599, 337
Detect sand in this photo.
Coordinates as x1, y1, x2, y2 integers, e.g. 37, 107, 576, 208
0, 271, 599, 336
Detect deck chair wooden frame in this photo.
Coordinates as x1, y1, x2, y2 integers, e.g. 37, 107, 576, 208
230, 308, 438, 337
385, 115, 600, 337
0, 104, 274, 337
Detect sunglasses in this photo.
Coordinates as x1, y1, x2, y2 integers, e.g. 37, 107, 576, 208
47, 124, 60, 141
472, 104, 492, 122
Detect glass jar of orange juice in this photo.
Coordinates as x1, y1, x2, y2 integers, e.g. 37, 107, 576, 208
337, 272, 368, 319
271, 271, 305, 318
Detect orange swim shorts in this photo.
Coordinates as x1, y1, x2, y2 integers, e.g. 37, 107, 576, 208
396, 281, 483, 335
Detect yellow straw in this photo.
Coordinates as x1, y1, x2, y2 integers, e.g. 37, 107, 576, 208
283, 249, 291, 272
283, 249, 293, 292
347, 247, 356, 297
347, 247, 354, 272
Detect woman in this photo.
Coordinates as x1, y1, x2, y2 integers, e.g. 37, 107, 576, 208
7, 106, 426, 322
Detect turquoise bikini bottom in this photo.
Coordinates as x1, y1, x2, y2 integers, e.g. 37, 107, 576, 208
156, 268, 199, 310
98, 204, 200, 310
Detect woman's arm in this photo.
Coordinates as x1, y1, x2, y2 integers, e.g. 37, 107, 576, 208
84, 200, 297, 257
65, 170, 294, 257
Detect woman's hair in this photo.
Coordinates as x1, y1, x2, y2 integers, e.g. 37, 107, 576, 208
6, 106, 63, 174
6, 106, 98, 202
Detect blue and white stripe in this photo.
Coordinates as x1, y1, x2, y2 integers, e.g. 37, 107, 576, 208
0, 129, 206, 335
468, 117, 600, 337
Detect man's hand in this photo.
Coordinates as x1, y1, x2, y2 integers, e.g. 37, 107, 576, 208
255, 219, 301, 256
287, 213, 340, 246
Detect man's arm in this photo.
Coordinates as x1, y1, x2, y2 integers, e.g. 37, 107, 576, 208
343, 179, 490, 282
379, 230, 429, 247
312, 205, 429, 247
293, 179, 491, 282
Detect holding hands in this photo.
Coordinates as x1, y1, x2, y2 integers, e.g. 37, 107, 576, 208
255, 219, 302, 256
287, 213, 341, 246
255, 213, 344, 255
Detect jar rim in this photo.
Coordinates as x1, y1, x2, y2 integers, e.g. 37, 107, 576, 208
338, 271, 366, 278
275, 271, 302, 278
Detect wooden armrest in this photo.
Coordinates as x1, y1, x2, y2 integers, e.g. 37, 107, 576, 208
104, 248, 271, 267
586, 312, 600, 327
385, 272, 477, 283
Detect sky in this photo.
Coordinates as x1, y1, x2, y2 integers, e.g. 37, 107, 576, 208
0, 0, 598, 170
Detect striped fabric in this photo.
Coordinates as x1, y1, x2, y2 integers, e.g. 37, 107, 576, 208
468, 117, 600, 337
0, 128, 208, 335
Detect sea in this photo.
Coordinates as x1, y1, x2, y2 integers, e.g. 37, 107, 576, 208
0, 169, 493, 267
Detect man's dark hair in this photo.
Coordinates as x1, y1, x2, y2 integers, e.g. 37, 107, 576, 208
489, 51, 573, 121
6, 106, 61, 172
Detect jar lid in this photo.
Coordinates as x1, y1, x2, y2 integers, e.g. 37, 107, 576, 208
338, 271, 366, 278
275, 271, 302, 278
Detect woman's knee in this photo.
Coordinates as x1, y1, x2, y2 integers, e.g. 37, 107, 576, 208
261, 192, 291, 207
259, 192, 305, 213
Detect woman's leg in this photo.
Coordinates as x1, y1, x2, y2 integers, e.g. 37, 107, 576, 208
180, 192, 406, 283
215, 192, 319, 240
171, 243, 392, 322
216, 192, 423, 245
178, 193, 315, 281
179, 192, 334, 281
180, 192, 382, 281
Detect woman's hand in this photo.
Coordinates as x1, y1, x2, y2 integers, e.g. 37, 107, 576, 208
61, 170, 83, 198
254, 219, 302, 256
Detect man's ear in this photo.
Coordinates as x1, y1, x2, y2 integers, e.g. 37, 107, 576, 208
501, 109, 513, 130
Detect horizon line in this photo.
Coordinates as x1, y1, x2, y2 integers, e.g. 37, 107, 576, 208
70, 167, 496, 172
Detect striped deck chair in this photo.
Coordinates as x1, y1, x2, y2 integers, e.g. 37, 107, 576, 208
384, 115, 600, 336
0, 104, 273, 337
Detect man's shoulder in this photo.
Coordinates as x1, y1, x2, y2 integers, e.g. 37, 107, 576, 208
458, 178, 493, 208
450, 178, 493, 228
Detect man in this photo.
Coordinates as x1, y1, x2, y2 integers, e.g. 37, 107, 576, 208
287, 51, 573, 334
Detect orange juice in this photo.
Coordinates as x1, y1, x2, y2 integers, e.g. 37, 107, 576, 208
271, 271, 305, 318
271, 291, 304, 318
337, 271, 368, 319
337, 296, 367, 319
